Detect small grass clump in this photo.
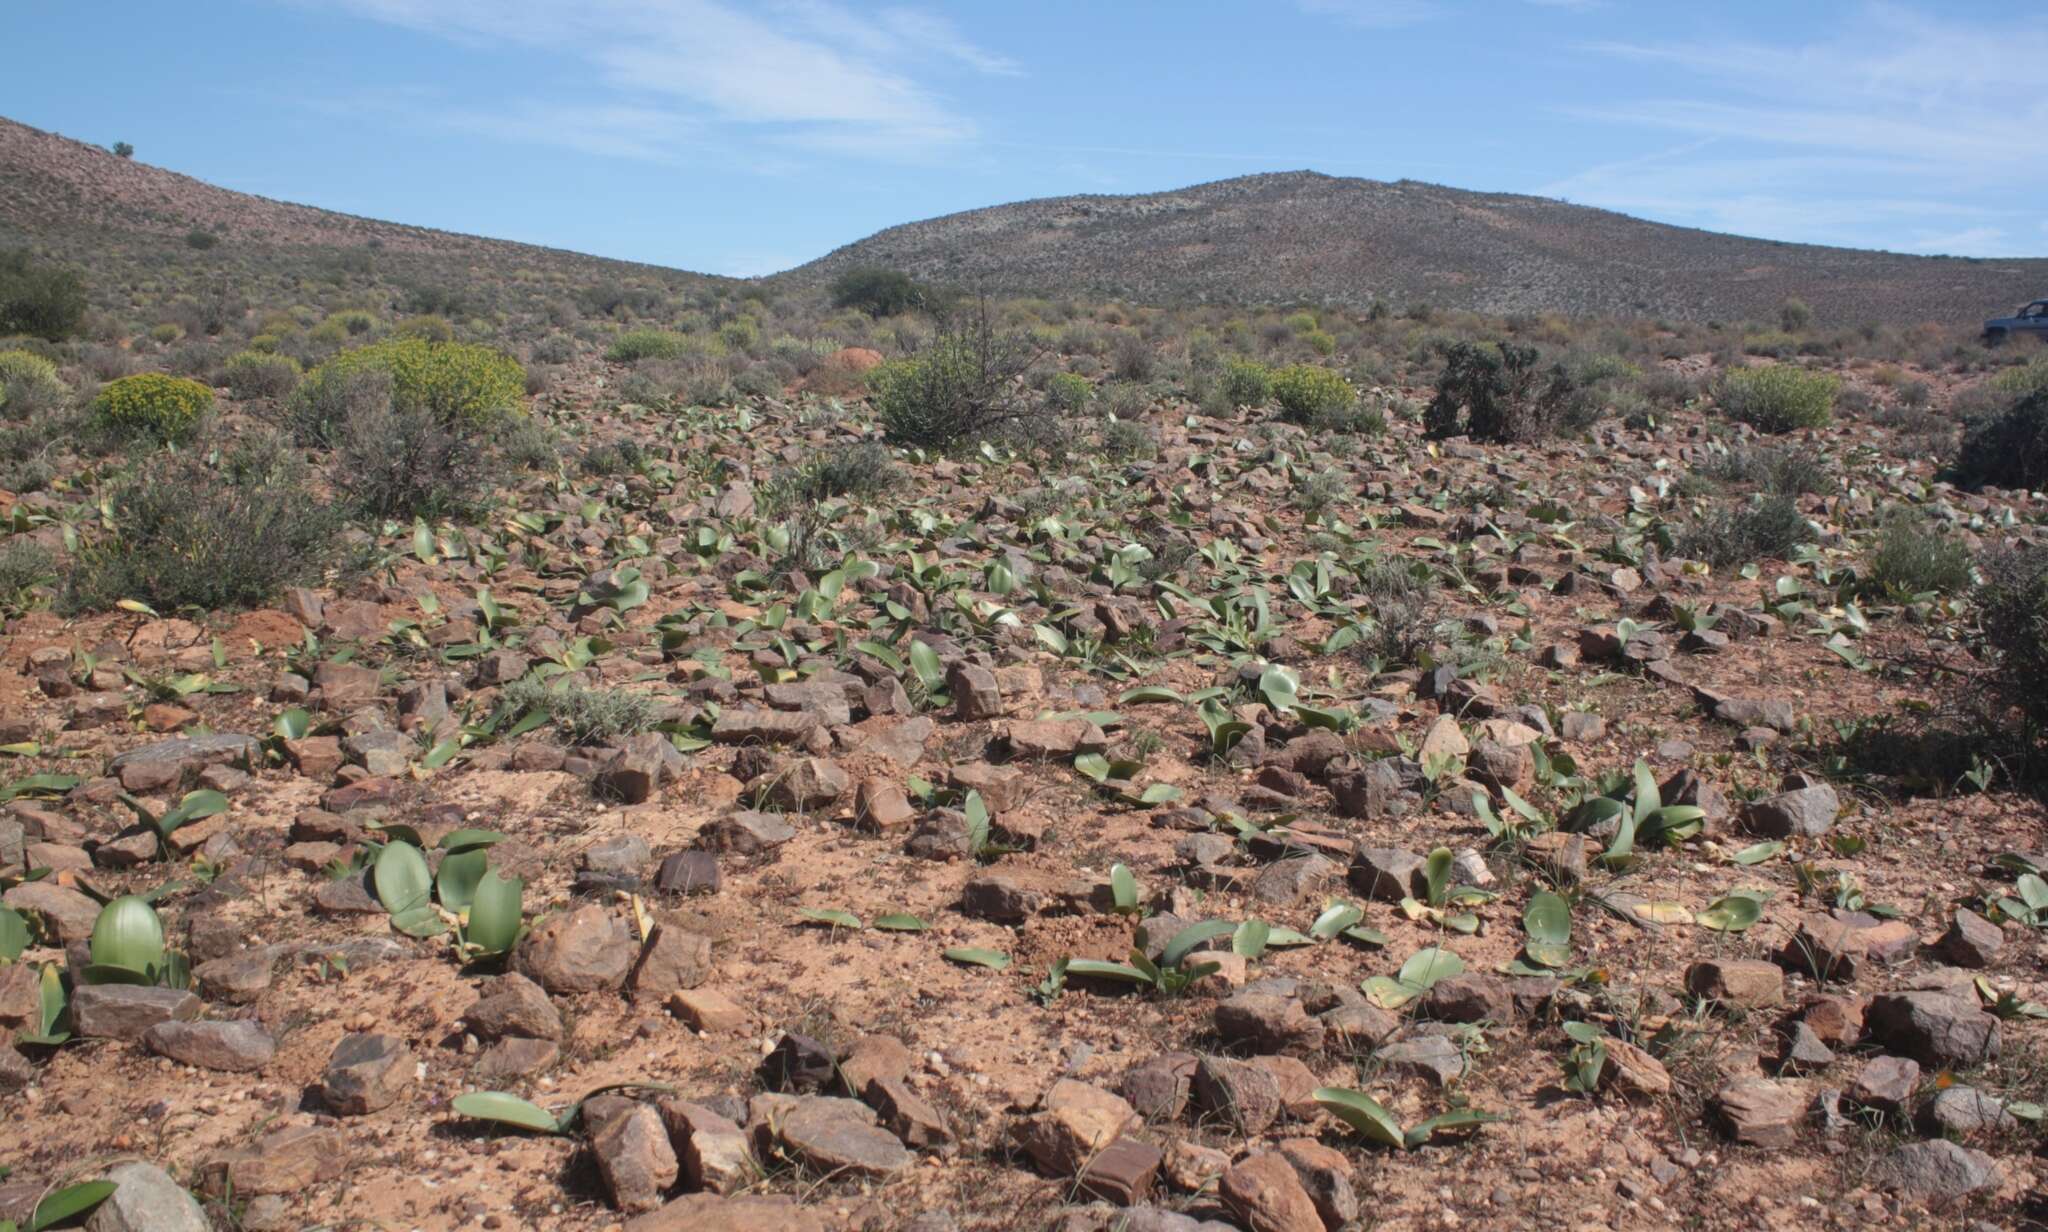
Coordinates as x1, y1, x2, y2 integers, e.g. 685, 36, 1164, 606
770, 442, 899, 507
92, 372, 213, 442
1951, 390, 2048, 492
0, 349, 69, 419
1976, 544, 2048, 732
223, 350, 302, 400
606, 329, 690, 363
1270, 364, 1355, 425
1716, 364, 1838, 433
65, 432, 342, 612
1863, 513, 1973, 598
1680, 493, 1812, 567
1700, 444, 1829, 495
1219, 358, 1272, 409
0, 539, 55, 616
297, 337, 524, 428
503, 678, 656, 745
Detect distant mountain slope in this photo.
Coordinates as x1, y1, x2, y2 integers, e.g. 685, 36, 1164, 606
0, 116, 695, 293
785, 171, 2048, 327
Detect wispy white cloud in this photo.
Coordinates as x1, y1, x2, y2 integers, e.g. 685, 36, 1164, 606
299, 0, 1012, 162
1294, 0, 1441, 29
1553, 4, 2048, 254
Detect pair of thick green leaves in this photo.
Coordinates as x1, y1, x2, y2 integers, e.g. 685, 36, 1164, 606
453, 1081, 674, 1136
1996, 873, 2048, 927
1564, 761, 1706, 867
1561, 1021, 1609, 1093
1065, 920, 1240, 994
0, 1178, 115, 1231
115, 789, 228, 858
1364, 946, 1464, 1010
1314, 1087, 1505, 1150
373, 831, 522, 955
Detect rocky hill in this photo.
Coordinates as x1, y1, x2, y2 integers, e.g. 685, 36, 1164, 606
785, 171, 2048, 327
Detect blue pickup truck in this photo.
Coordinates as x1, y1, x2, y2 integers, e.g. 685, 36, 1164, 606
1984, 299, 2048, 343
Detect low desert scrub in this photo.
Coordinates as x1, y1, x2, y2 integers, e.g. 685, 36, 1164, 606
1716, 364, 1838, 433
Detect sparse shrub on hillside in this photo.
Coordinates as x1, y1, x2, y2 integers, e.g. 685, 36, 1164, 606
1679, 494, 1812, 567
395, 314, 455, 342
503, 678, 655, 745
870, 302, 1037, 449
223, 351, 301, 400
0, 251, 87, 341
1353, 557, 1444, 667
1044, 371, 1091, 412
1424, 340, 1579, 441
330, 309, 376, 337
830, 267, 924, 318
0, 539, 54, 617
1110, 331, 1154, 381
1100, 419, 1155, 462
1951, 389, 2048, 492
0, 349, 69, 420
1779, 297, 1813, 332
1741, 330, 1800, 360
1270, 364, 1354, 425
296, 337, 524, 431
531, 335, 576, 365
65, 432, 341, 612
1976, 544, 2048, 732
92, 372, 212, 442
1220, 358, 1272, 408
608, 331, 689, 364
1716, 364, 1837, 433
1701, 444, 1829, 495
1863, 513, 1973, 598
768, 442, 899, 509
184, 229, 218, 251
336, 399, 488, 520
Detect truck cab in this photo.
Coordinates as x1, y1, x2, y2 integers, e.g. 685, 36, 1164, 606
1985, 300, 2048, 343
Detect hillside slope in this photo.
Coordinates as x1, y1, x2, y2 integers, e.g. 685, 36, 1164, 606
0, 116, 703, 310
785, 171, 2048, 327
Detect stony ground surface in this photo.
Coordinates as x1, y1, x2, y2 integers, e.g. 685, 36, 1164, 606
1, 339, 2044, 1232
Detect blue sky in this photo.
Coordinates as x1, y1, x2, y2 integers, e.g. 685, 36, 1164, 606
8, 1, 2045, 274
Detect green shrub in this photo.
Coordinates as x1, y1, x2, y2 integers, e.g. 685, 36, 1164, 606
0, 251, 87, 341
829, 267, 924, 318
503, 678, 655, 745
1989, 360, 2048, 401
1718, 364, 1837, 432
1679, 494, 1812, 567
1779, 297, 1813, 332
1100, 420, 1155, 462
64, 433, 342, 612
93, 372, 213, 441
769, 442, 899, 508
1045, 371, 1091, 412
1304, 329, 1337, 357
0, 539, 55, 616
329, 309, 376, 337
298, 337, 523, 429
1425, 341, 1579, 441
870, 308, 1034, 449
223, 351, 301, 400
1700, 444, 1829, 495
395, 314, 455, 342
1977, 545, 2048, 730
606, 329, 688, 362
184, 229, 218, 251
0, 349, 68, 419
1951, 390, 2048, 491
1220, 358, 1272, 408
1863, 513, 1973, 598
336, 397, 489, 520
1270, 364, 1355, 424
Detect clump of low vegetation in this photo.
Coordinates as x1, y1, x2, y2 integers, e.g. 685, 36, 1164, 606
65, 432, 342, 612
870, 305, 1036, 449
296, 337, 525, 428
829, 266, 925, 317
0, 348, 69, 419
0, 249, 86, 340
1976, 543, 2048, 732
606, 329, 690, 363
1700, 444, 1829, 495
1680, 493, 1812, 567
1862, 513, 1973, 598
769, 442, 899, 508
1424, 340, 1581, 441
504, 677, 656, 745
1951, 389, 2048, 492
92, 372, 213, 441
1270, 364, 1355, 426
1716, 363, 1837, 433
223, 350, 301, 400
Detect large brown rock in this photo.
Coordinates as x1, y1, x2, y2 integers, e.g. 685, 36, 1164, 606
1220, 1151, 1324, 1232
1013, 1079, 1137, 1176
514, 905, 634, 994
